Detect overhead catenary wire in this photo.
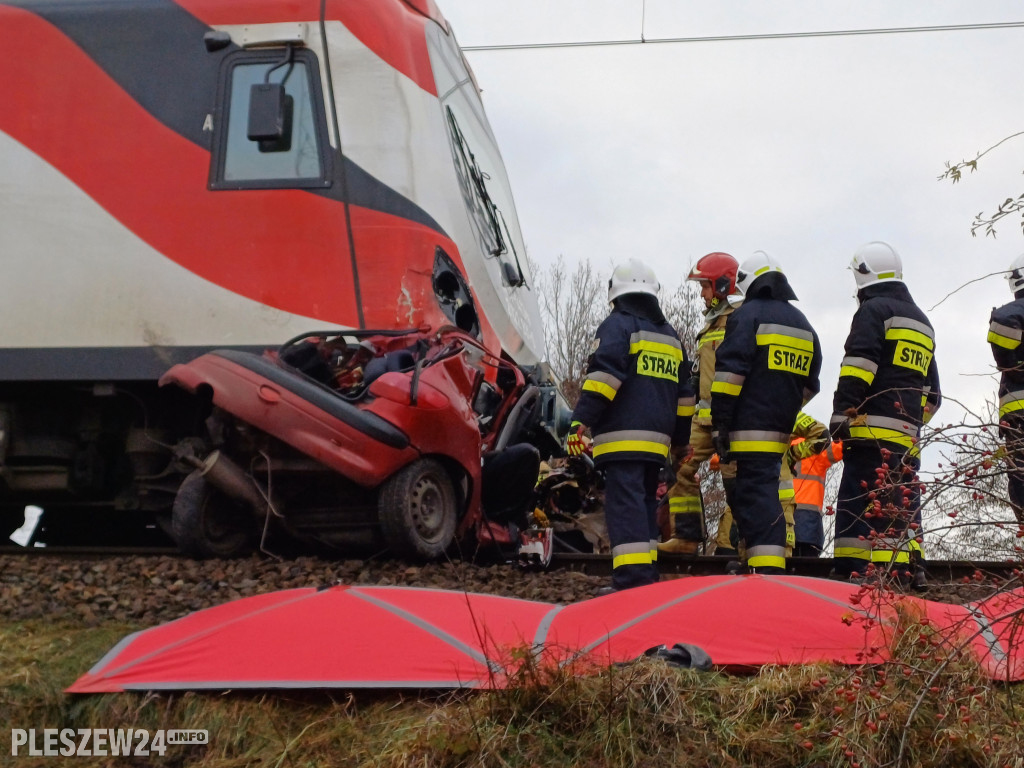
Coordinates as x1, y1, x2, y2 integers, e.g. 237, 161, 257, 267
460, 20, 1024, 52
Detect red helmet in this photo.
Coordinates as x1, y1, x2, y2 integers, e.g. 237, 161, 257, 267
688, 252, 739, 302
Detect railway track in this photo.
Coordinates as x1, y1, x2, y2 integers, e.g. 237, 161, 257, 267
1, 543, 1021, 586
2, 546, 1017, 629
552, 552, 1024, 583
0, 545, 183, 557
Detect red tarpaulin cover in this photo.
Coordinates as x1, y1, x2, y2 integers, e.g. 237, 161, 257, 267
68, 585, 556, 693
67, 576, 1024, 693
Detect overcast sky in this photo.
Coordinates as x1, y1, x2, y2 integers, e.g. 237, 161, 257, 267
439, 1, 1024, 456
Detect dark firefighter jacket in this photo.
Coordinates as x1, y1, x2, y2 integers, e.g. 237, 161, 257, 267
988, 294, 1024, 423
571, 295, 695, 466
832, 281, 941, 453
711, 274, 822, 455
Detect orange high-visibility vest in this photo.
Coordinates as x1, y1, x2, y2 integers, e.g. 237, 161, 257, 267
793, 441, 843, 514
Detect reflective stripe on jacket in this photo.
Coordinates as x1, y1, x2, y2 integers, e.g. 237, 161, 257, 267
693, 306, 733, 424
990, 297, 1024, 417
832, 282, 941, 450
711, 297, 822, 452
572, 305, 694, 465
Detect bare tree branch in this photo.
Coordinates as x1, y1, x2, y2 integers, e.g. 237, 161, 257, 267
939, 130, 1024, 237
533, 255, 605, 405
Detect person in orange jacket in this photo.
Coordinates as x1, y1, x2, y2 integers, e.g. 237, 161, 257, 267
791, 437, 844, 557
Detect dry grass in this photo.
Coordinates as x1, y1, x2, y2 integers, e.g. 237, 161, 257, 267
2, 618, 1023, 768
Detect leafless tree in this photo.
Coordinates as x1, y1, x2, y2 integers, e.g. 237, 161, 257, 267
921, 397, 1019, 560
533, 256, 708, 407
661, 276, 704, 359
532, 255, 606, 406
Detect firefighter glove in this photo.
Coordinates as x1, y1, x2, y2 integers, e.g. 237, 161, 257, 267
789, 439, 816, 462
565, 421, 587, 456
711, 430, 731, 464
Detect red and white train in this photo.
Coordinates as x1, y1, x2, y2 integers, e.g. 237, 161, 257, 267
0, 0, 552, 545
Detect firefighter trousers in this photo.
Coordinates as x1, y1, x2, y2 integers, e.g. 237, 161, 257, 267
604, 460, 661, 590
666, 422, 735, 542
717, 475, 795, 555
731, 455, 788, 572
832, 443, 923, 578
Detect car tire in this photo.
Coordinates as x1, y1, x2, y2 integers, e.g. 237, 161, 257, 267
171, 470, 255, 559
378, 458, 457, 561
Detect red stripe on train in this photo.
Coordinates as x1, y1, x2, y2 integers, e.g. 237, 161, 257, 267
176, 0, 439, 96
0, 6, 358, 325
0, 6, 498, 351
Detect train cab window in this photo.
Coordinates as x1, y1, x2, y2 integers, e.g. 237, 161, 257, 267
209, 48, 331, 190
445, 107, 526, 287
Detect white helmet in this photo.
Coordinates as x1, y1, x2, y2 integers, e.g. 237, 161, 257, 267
850, 241, 903, 290
1007, 253, 1024, 295
736, 250, 784, 295
608, 259, 660, 301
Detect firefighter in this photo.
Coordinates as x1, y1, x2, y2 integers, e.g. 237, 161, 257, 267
660, 252, 740, 556
566, 259, 694, 591
791, 436, 844, 557
831, 241, 940, 583
987, 252, 1024, 524
711, 251, 822, 574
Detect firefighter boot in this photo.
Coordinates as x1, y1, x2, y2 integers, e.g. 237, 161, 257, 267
657, 537, 700, 555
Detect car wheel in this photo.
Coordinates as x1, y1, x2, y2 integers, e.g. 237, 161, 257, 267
378, 459, 457, 560
171, 470, 254, 559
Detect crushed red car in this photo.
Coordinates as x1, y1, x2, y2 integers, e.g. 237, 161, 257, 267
158, 327, 567, 562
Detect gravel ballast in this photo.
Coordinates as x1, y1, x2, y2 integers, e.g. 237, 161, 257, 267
1, 553, 998, 629
0, 554, 607, 626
